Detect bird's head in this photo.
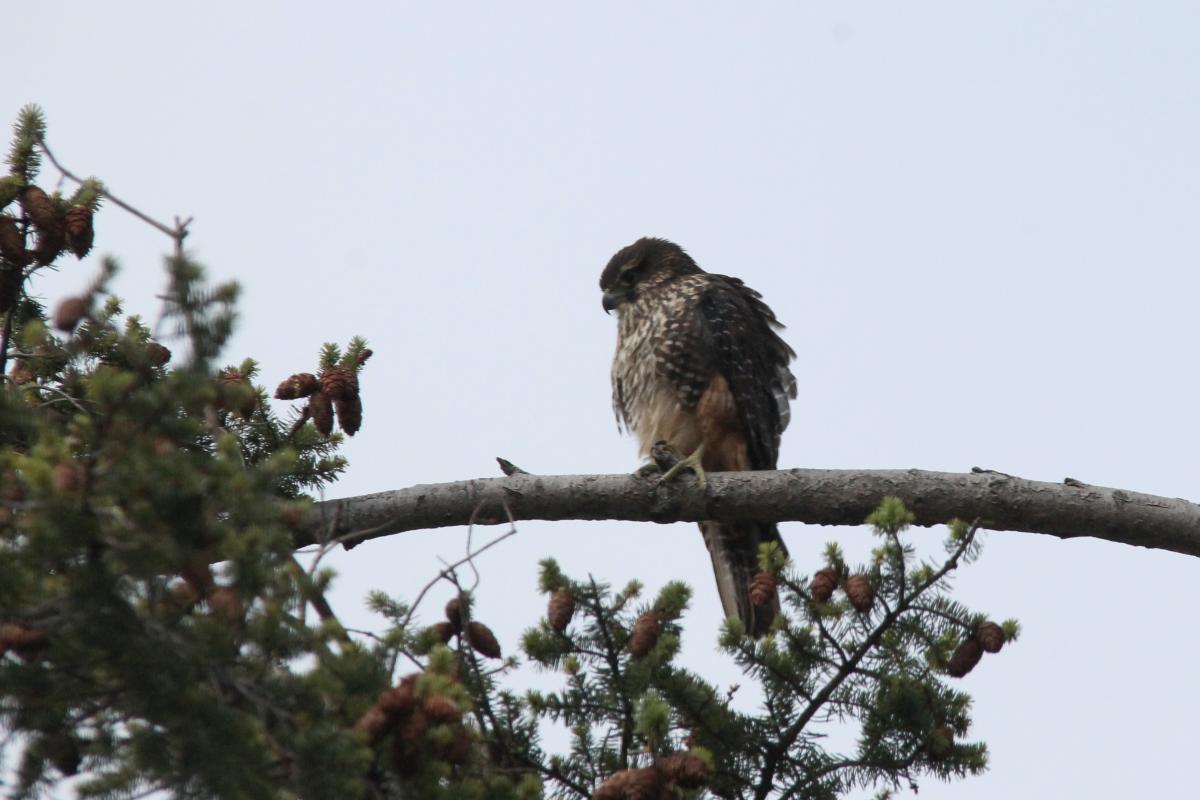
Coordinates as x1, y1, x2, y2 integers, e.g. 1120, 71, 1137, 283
599, 237, 700, 313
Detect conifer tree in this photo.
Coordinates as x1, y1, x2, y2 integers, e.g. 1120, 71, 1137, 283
0, 106, 1017, 800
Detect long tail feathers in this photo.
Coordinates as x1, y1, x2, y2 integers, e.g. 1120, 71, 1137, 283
699, 521, 787, 638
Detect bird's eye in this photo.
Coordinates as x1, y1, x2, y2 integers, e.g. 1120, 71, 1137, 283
620, 270, 637, 285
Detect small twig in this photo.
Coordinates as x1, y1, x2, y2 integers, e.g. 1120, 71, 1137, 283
37, 134, 190, 245
0, 309, 14, 379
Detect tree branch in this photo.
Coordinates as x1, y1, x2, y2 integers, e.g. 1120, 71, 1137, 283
296, 468, 1200, 558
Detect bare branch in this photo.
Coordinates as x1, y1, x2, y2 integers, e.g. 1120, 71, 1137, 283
297, 468, 1200, 558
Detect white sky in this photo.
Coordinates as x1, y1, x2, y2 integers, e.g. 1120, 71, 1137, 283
10, 3, 1200, 798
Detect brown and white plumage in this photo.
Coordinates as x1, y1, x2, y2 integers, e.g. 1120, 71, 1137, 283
600, 237, 796, 636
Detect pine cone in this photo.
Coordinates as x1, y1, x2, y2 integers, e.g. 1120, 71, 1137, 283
167, 581, 201, 610
592, 767, 665, 800
144, 342, 171, 367
51, 462, 82, 494
31, 227, 65, 265
422, 694, 461, 724
53, 296, 88, 332
320, 366, 359, 402
0, 215, 28, 264
974, 621, 1005, 653
749, 571, 777, 608
628, 612, 661, 658
378, 674, 418, 715
19, 186, 60, 233
217, 370, 258, 418
353, 705, 391, 740
207, 586, 244, 623
2, 472, 25, 503
308, 391, 334, 435
10, 360, 35, 385
658, 753, 711, 789
946, 638, 984, 678
809, 566, 838, 603
334, 393, 362, 436
547, 587, 576, 632
444, 597, 465, 632
0, 622, 48, 652
466, 621, 502, 659
844, 574, 875, 613
391, 706, 432, 776
274, 372, 319, 400
64, 205, 94, 259
429, 620, 456, 644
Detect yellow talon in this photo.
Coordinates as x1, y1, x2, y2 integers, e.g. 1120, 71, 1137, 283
657, 443, 706, 487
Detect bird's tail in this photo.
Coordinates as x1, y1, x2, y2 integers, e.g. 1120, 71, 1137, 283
699, 521, 787, 638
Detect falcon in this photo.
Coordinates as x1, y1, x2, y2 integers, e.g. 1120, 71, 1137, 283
600, 237, 796, 636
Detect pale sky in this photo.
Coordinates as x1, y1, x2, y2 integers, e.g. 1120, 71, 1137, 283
10, 3, 1200, 798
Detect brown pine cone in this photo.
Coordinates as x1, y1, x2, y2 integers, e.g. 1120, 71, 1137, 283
353, 705, 391, 740
974, 621, 1005, 654
547, 587, 576, 632
466, 621, 502, 659
0, 622, 49, 652
0, 215, 28, 264
334, 393, 362, 436
167, 581, 201, 611
51, 462, 82, 494
10, 360, 35, 385
54, 296, 88, 332
19, 186, 60, 233
429, 620, 456, 644
844, 574, 875, 613
217, 370, 258, 418
207, 586, 244, 623
320, 366, 359, 402
308, 391, 334, 435
809, 566, 838, 603
749, 571, 777, 608
274, 372, 319, 400
628, 612, 661, 658
64, 205, 94, 259
378, 674, 418, 715
144, 342, 172, 367
444, 597, 465, 632
422, 695, 461, 724
657, 753, 711, 789
32, 227, 65, 265
592, 767, 664, 800
1, 472, 24, 503
946, 638, 984, 678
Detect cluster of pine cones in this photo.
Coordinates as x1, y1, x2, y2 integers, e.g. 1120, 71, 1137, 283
274, 358, 368, 436
353, 671, 470, 775
0, 180, 94, 313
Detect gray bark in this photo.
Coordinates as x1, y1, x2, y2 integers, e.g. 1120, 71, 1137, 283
296, 468, 1200, 558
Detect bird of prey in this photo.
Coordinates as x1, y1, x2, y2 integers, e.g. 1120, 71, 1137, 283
600, 237, 797, 636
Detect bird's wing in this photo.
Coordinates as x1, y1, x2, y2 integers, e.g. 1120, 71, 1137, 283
695, 276, 796, 470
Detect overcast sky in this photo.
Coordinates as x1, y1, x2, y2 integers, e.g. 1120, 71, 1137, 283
10, 3, 1200, 797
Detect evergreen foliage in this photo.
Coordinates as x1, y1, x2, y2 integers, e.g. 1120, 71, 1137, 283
0, 107, 1018, 800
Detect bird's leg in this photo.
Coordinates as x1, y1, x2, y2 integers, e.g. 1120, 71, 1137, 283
657, 442, 706, 487
634, 440, 680, 478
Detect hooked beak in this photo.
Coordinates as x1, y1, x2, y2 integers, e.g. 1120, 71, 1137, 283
602, 289, 621, 314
